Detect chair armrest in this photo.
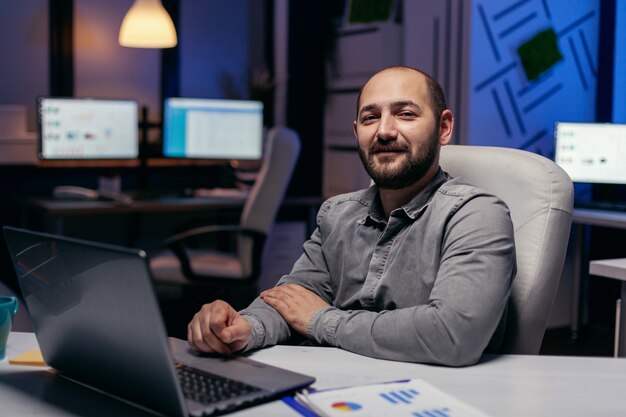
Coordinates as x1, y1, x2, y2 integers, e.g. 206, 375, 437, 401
163, 225, 264, 246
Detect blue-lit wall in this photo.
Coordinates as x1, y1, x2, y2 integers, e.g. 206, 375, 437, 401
468, 0, 600, 157
0, 0, 48, 131
179, 0, 250, 100
613, 0, 626, 122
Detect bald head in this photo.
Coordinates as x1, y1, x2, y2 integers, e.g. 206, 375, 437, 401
356, 66, 448, 123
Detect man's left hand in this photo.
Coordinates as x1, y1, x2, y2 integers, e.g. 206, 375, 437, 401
260, 284, 330, 336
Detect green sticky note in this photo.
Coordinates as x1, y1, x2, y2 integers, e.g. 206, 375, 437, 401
517, 28, 563, 81
348, 0, 394, 24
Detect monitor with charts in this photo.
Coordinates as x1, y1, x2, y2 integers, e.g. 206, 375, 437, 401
162, 97, 263, 160
38, 97, 139, 160
554, 122, 626, 184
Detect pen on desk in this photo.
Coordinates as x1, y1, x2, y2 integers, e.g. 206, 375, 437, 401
283, 391, 320, 417
294, 390, 309, 404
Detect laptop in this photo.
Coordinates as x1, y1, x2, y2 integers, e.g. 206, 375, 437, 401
554, 121, 626, 210
3, 226, 314, 417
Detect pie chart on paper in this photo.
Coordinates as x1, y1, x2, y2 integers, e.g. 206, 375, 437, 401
331, 401, 363, 411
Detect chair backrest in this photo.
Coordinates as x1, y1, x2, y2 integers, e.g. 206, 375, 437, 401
237, 126, 301, 276
439, 145, 574, 354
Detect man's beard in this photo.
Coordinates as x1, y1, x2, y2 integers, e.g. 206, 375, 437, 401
358, 128, 440, 190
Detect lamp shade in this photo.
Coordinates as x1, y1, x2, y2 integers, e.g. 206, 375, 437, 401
119, 0, 177, 48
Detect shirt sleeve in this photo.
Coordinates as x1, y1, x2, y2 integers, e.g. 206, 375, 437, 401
307, 195, 516, 366
239, 206, 335, 351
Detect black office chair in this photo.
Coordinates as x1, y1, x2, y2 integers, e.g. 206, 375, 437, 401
149, 127, 301, 317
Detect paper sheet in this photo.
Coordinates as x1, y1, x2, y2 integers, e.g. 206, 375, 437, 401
296, 379, 490, 417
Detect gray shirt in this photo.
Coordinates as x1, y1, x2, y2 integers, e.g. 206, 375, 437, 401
240, 169, 516, 366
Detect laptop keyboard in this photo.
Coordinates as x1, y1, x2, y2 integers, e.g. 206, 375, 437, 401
176, 364, 262, 405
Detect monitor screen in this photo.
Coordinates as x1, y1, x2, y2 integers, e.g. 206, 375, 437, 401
38, 97, 139, 160
162, 98, 263, 160
554, 122, 626, 184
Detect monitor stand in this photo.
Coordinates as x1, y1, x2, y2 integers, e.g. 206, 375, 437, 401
98, 171, 122, 195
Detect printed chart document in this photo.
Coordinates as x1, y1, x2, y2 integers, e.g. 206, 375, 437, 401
292, 379, 490, 417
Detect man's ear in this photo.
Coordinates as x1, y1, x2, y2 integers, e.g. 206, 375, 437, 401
353, 120, 358, 139
438, 109, 454, 146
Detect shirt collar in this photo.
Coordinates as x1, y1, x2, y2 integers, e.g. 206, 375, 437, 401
360, 168, 449, 225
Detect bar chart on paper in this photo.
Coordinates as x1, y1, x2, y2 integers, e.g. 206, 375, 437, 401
380, 388, 420, 404
297, 380, 490, 417
413, 408, 451, 417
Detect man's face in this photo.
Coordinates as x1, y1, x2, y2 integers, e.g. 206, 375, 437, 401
354, 69, 442, 189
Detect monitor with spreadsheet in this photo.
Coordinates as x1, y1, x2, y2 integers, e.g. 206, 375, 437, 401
162, 98, 263, 160
38, 97, 139, 160
554, 122, 626, 184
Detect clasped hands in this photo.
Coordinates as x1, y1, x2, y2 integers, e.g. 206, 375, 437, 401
187, 284, 330, 354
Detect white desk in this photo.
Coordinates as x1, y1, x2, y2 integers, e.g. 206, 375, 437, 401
2, 332, 626, 417
589, 258, 626, 357
571, 208, 626, 336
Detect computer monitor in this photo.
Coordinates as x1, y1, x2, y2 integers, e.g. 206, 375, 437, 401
162, 98, 263, 160
38, 97, 139, 160
554, 121, 626, 184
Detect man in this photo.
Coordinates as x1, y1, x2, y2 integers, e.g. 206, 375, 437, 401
187, 66, 516, 366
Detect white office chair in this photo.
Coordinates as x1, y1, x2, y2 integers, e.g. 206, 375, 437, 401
149, 127, 301, 311
439, 145, 574, 354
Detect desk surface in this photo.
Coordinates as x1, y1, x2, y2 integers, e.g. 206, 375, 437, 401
2, 332, 626, 417
590, 258, 626, 282
23, 195, 248, 215
22, 195, 323, 215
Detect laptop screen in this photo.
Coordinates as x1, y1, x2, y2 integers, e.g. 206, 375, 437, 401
162, 98, 263, 160
554, 122, 626, 184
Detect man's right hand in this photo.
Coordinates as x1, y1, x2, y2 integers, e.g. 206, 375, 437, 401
187, 300, 252, 354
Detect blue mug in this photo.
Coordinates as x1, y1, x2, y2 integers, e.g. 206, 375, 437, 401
0, 296, 18, 360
